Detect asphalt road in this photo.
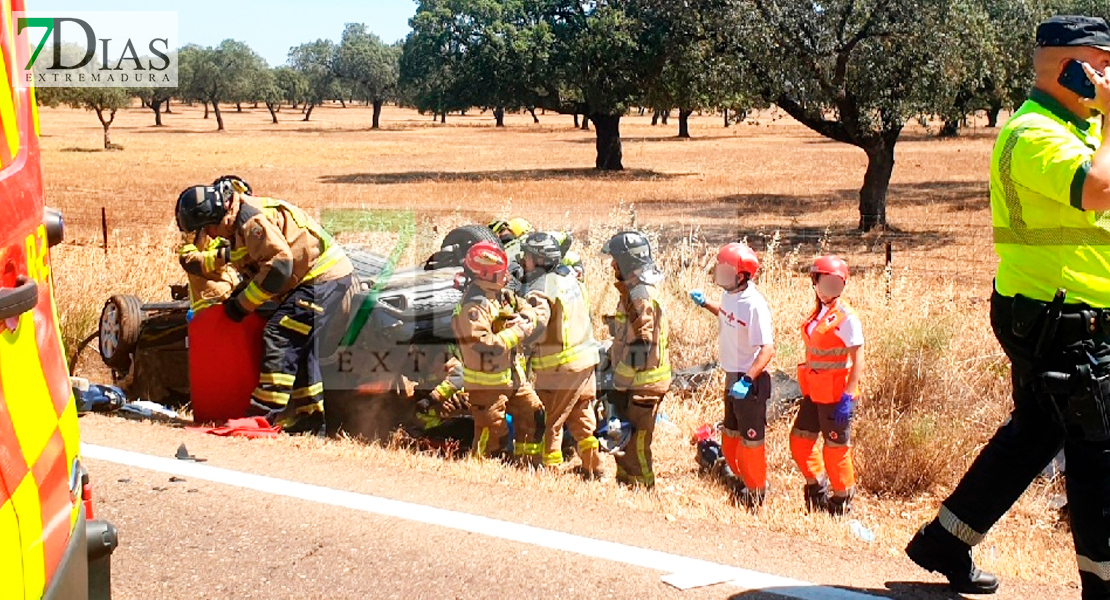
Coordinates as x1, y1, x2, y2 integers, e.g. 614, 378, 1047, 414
80, 415, 1079, 600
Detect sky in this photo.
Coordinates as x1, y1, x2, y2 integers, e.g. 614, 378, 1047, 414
32, 0, 417, 66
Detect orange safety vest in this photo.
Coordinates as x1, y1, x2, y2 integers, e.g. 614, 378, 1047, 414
799, 300, 859, 404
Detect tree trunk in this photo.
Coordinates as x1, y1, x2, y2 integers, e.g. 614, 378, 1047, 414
139, 98, 149, 109
580, 114, 589, 130
292, 100, 298, 109
723, 108, 729, 128
493, 106, 505, 127
236, 102, 243, 112
528, 107, 539, 123
591, 113, 623, 171
372, 99, 383, 129
253, 102, 259, 109
203, 101, 209, 119
266, 102, 279, 124
858, 138, 898, 231
661, 110, 669, 125
939, 118, 959, 138
440, 112, 446, 124
651, 111, 659, 126
151, 99, 163, 126
213, 102, 225, 131
573, 113, 579, 128
304, 103, 315, 121
339, 98, 347, 108
96, 107, 116, 149
987, 100, 1003, 128
164, 99, 172, 114
678, 108, 693, 138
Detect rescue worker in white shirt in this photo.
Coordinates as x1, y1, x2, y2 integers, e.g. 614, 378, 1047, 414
602, 231, 672, 488
689, 243, 775, 510
519, 232, 603, 477
791, 255, 864, 516
451, 241, 547, 463
174, 181, 355, 432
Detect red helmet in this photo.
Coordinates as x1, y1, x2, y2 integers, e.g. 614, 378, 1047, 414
811, 255, 849, 282
717, 243, 759, 277
463, 241, 509, 282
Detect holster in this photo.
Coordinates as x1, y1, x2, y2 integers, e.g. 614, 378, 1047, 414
1010, 294, 1046, 339
1038, 344, 1110, 442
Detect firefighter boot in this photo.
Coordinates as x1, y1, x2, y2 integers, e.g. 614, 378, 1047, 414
803, 480, 830, 513
827, 493, 852, 516
905, 522, 999, 594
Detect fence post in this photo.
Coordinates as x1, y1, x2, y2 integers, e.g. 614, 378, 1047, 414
101, 207, 108, 255
885, 241, 892, 303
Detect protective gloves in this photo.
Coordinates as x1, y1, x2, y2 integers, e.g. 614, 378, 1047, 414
223, 297, 249, 323
833, 393, 856, 424
690, 289, 706, 307
729, 375, 753, 400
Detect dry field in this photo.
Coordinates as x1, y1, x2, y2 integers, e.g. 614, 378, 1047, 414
39, 102, 1077, 587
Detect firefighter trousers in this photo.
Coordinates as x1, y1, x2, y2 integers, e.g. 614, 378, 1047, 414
468, 382, 544, 463
934, 292, 1110, 598
535, 369, 600, 472
252, 275, 353, 426
613, 391, 663, 488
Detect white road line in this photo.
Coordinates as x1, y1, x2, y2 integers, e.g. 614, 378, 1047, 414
82, 443, 880, 599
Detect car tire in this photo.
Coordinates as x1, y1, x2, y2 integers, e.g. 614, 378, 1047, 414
425, 224, 501, 270
99, 295, 142, 373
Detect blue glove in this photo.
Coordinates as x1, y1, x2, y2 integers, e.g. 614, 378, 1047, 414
729, 376, 752, 400
690, 289, 706, 307
833, 393, 855, 424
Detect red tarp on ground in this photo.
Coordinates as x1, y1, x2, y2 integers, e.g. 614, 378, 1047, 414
188, 416, 281, 439
188, 308, 266, 423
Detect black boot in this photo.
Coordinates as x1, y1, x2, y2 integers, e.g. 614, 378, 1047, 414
827, 493, 852, 516
727, 477, 748, 507
803, 481, 829, 513
905, 521, 999, 594
740, 488, 766, 513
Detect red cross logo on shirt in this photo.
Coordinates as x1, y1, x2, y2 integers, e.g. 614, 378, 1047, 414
723, 310, 747, 327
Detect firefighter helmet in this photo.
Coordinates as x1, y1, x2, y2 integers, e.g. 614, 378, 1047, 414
602, 230, 658, 279
212, 174, 252, 196
489, 217, 533, 243
463, 241, 510, 282
175, 185, 229, 232
520, 232, 563, 268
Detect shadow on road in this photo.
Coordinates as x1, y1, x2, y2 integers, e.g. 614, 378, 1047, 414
728, 581, 972, 599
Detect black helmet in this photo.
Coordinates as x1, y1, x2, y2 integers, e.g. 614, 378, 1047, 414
602, 230, 656, 277
175, 185, 229, 232
212, 174, 252, 196
520, 231, 563, 269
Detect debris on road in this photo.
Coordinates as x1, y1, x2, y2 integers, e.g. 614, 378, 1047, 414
175, 443, 207, 462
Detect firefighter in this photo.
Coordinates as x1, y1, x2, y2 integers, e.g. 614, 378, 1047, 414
790, 255, 864, 516
174, 181, 355, 433
689, 242, 775, 510
519, 232, 603, 477
907, 16, 1110, 596
451, 241, 546, 464
488, 217, 533, 265
177, 176, 251, 315
602, 231, 672, 488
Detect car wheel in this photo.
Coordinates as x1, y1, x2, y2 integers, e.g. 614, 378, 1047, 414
99, 295, 143, 373
425, 224, 502, 270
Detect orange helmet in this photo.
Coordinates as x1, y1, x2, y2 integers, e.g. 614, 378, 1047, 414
811, 255, 849, 282
463, 241, 509, 282
717, 243, 759, 277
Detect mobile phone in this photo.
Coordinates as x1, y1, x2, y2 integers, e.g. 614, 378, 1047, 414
1059, 59, 1097, 99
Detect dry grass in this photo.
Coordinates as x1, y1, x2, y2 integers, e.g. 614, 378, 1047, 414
39, 101, 1076, 585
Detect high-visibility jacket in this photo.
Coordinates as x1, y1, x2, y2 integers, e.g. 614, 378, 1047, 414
991, 89, 1110, 307
452, 286, 546, 390
213, 194, 353, 313
524, 270, 600, 374
800, 299, 859, 404
610, 281, 671, 394
178, 232, 239, 312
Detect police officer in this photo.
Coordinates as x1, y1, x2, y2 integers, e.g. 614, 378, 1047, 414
906, 15, 1110, 597
452, 241, 546, 464
602, 231, 672, 488
175, 181, 355, 432
519, 232, 603, 477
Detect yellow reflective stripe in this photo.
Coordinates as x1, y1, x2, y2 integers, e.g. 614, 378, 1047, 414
809, 360, 849, 370
497, 328, 520, 349
543, 451, 564, 465
294, 400, 323, 415
0, 50, 20, 163
476, 427, 491, 456
1078, 555, 1110, 581
230, 247, 249, 262
615, 362, 672, 387
523, 442, 543, 455
417, 411, 443, 429
278, 315, 312, 335
808, 346, 850, 357
179, 244, 199, 255
0, 499, 25, 595
938, 504, 985, 546
12, 475, 45, 599
203, 250, 217, 274
241, 282, 272, 309
434, 379, 459, 399
462, 367, 512, 386
635, 431, 654, 487
614, 362, 635, 379
578, 436, 599, 452
303, 244, 345, 282
531, 340, 600, 370
2, 312, 56, 465
259, 372, 296, 387
252, 388, 291, 405
291, 382, 324, 400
